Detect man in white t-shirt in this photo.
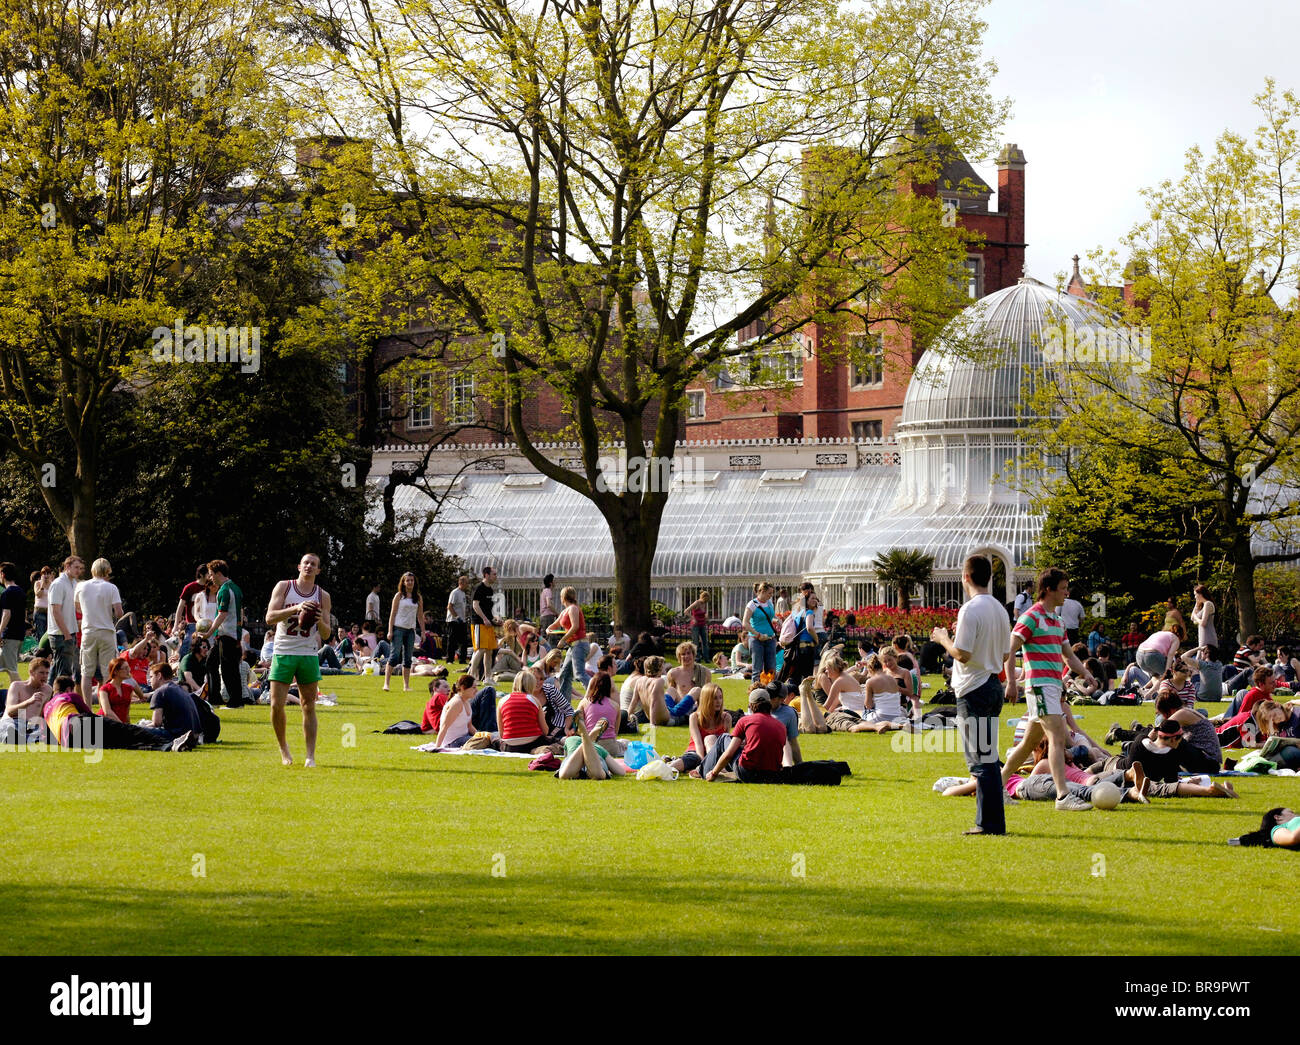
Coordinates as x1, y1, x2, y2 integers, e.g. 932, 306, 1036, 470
931, 554, 1011, 836
445, 575, 471, 664
74, 558, 124, 690
46, 555, 85, 688
365, 583, 382, 627
1059, 596, 1085, 644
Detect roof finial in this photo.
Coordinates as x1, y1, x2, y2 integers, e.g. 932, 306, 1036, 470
1071, 254, 1081, 280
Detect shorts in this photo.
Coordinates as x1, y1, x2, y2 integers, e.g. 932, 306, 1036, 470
1024, 684, 1064, 720
269, 654, 322, 686
0, 638, 19, 674
825, 709, 863, 732
472, 624, 498, 652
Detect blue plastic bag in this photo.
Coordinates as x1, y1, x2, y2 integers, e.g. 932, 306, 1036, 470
623, 740, 658, 771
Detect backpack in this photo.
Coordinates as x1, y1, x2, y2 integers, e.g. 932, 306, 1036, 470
379, 720, 424, 734
782, 760, 851, 786
779, 612, 802, 645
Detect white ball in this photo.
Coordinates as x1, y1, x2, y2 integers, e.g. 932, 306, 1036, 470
197, 618, 214, 633
1090, 781, 1123, 810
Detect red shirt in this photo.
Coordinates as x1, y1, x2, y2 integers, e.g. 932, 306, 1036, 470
421, 691, 449, 733
179, 581, 205, 624
98, 681, 131, 723
731, 712, 786, 772
498, 692, 543, 740
1239, 687, 1273, 718
128, 656, 151, 687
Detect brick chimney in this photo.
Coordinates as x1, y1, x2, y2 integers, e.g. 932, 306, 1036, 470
996, 143, 1026, 278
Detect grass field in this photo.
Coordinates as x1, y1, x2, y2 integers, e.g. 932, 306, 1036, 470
2, 667, 1296, 956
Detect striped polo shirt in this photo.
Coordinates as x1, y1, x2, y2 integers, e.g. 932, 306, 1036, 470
1012, 602, 1067, 692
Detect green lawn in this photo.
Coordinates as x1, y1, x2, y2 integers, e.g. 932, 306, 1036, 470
2, 668, 1295, 955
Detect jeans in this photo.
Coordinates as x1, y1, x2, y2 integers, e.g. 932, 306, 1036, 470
388, 627, 415, 668
750, 636, 776, 679
957, 675, 1005, 834
1136, 649, 1167, 677
445, 620, 470, 663
469, 684, 499, 733
557, 640, 591, 702
691, 624, 710, 661
179, 621, 196, 658
702, 735, 732, 776
375, 639, 391, 661
33, 610, 47, 639
319, 645, 341, 669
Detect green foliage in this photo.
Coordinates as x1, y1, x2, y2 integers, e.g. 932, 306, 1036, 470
649, 601, 678, 627
1029, 82, 1300, 636
579, 602, 611, 630
1253, 568, 1300, 640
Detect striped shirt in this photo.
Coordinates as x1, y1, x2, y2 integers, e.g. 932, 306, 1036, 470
1232, 645, 1258, 670
1012, 602, 1067, 692
1157, 678, 1196, 711
540, 677, 573, 739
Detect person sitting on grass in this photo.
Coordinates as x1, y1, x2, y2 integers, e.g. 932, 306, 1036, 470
574, 671, 625, 757
1215, 666, 1279, 723
668, 683, 732, 777
178, 636, 209, 694
702, 688, 787, 784
421, 678, 452, 735
626, 655, 673, 728
767, 680, 803, 765
530, 648, 575, 743
1230, 807, 1300, 848
1, 655, 52, 744
555, 713, 629, 780
45, 674, 196, 751
1090, 719, 1238, 800
491, 620, 526, 683
496, 670, 550, 754
433, 676, 477, 749
853, 654, 914, 733
880, 646, 920, 720
819, 652, 868, 732
666, 641, 709, 706
98, 656, 145, 724
146, 663, 204, 742
728, 639, 752, 679
1216, 698, 1287, 750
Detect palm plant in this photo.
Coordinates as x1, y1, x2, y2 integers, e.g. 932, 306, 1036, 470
872, 549, 936, 611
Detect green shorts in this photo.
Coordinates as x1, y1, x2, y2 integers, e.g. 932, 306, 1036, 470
269, 654, 322, 686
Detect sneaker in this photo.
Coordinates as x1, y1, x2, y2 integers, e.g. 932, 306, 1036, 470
1003, 793, 1020, 805
170, 729, 198, 752
1055, 793, 1092, 811
1103, 722, 1122, 745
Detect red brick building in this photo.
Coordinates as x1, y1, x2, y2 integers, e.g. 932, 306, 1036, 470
684, 142, 1027, 441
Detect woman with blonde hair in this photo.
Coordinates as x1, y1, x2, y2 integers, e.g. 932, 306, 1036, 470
668, 682, 732, 775
490, 619, 525, 682
819, 653, 867, 732
496, 669, 549, 753
879, 646, 920, 719
551, 586, 590, 701
852, 654, 910, 733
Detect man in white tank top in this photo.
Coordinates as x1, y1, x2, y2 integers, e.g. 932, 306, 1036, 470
265, 553, 332, 767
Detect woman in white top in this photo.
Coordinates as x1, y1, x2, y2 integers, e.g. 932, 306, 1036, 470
1191, 584, 1217, 649
819, 653, 868, 732
192, 575, 219, 627
385, 572, 425, 693
434, 677, 476, 748
854, 655, 909, 732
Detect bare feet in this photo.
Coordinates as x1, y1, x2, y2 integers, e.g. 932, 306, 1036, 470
1130, 763, 1150, 803
304, 757, 316, 768
1212, 781, 1239, 798
280, 750, 293, 767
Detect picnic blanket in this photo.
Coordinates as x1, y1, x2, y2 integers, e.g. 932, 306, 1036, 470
411, 743, 532, 758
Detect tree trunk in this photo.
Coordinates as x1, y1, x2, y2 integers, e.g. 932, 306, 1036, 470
1231, 535, 1258, 643
606, 497, 661, 635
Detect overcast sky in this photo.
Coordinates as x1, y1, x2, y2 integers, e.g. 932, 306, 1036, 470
971, 0, 1300, 287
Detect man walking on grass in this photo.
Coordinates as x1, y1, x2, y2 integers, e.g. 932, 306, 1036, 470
1000, 569, 1097, 812
931, 554, 1011, 835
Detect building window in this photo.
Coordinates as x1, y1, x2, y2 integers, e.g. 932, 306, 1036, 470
848, 333, 884, 387
852, 419, 883, 440
378, 383, 393, 421
447, 372, 475, 426
721, 339, 804, 388
407, 372, 434, 430
964, 256, 983, 299
687, 390, 706, 418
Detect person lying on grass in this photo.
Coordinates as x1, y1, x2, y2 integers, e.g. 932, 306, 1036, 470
1230, 807, 1300, 847
1089, 719, 1238, 799
942, 751, 1151, 807
667, 683, 732, 777
703, 688, 787, 784
1104, 692, 1222, 773
555, 714, 629, 780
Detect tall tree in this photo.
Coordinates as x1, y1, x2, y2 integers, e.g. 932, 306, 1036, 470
872, 548, 935, 611
1035, 82, 1300, 640
301, 0, 1007, 631
0, 0, 306, 560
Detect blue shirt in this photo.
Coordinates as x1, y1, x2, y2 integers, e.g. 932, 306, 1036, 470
771, 703, 799, 742
748, 599, 776, 638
